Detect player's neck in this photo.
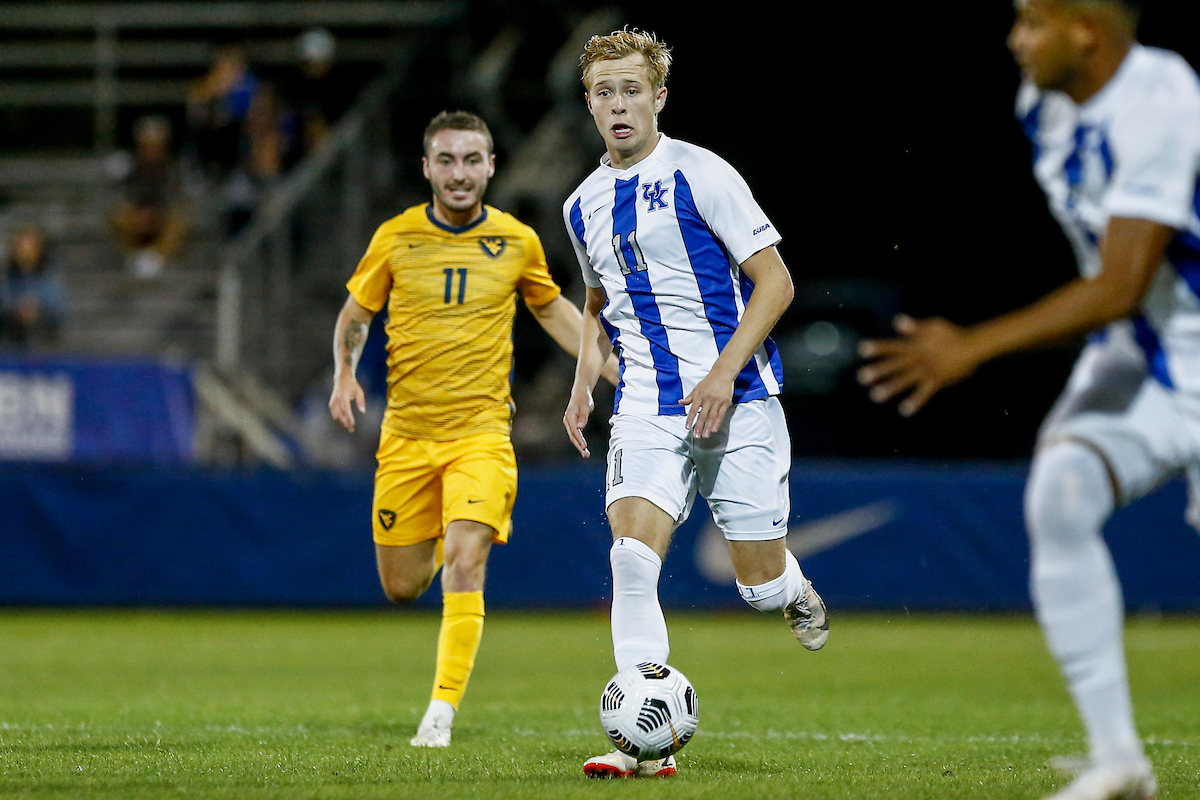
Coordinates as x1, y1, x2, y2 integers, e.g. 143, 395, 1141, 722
607, 129, 661, 171
1066, 40, 1133, 104
430, 198, 485, 230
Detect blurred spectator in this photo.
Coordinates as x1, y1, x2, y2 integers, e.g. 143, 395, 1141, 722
186, 43, 261, 179
287, 28, 341, 159
0, 225, 66, 349
222, 81, 299, 236
111, 115, 189, 278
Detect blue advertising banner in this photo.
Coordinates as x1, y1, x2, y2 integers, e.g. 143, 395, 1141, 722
0, 357, 193, 465
1, 462, 1198, 610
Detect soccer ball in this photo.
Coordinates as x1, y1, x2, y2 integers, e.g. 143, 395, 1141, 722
599, 662, 699, 761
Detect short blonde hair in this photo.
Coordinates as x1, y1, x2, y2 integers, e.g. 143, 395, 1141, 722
580, 28, 672, 91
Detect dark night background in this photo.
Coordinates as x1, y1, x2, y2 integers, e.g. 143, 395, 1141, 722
596, 1, 1200, 460
5, 0, 1198, 463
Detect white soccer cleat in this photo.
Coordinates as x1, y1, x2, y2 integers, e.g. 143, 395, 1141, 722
582, 751, 676, 778
409, 722, 451, 748
1043, 758, 1156, 800
636, 754, 677, 778
583, 750, 637, 778
784, 582, 829, 651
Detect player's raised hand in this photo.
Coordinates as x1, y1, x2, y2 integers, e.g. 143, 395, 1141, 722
564, 388, 595, 458
681, 370, 735, 439
328, 374, 366, 433
857, 315, 980, 416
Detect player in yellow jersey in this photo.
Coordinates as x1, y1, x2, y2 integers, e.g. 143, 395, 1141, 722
329, 110, 617, 748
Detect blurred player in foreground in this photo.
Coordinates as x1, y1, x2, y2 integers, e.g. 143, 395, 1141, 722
859, 1, 1198, 797
562, 29, 828, 779
330, 111, 616, 748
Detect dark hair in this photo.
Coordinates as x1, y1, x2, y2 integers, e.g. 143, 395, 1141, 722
423, 111, 494, 156
1063, 0, 1142, 28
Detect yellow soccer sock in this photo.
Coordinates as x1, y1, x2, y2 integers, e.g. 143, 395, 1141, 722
431, 591, 485, 710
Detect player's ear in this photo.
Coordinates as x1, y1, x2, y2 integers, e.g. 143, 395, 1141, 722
654, 87, 668, 115
1068, 15, 1099, 51
421, 156, 431, 180
584, 90, 593, 113
487, 153, 496, 178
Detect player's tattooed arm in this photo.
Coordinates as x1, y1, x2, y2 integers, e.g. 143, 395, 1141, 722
859, 217, 1175, 416
329, 295, 376, 433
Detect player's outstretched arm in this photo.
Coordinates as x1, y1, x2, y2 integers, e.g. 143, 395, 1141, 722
563, 286, 614, 458
858, 217, 1176, 416
527, 294, 620, 386
328, 294, 375, 433
683, 245, 794, 439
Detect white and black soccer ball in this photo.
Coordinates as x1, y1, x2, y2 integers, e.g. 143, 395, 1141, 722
599, 662, 699, 761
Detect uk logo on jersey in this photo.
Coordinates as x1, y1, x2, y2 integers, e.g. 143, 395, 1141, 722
642, 180, 669, 212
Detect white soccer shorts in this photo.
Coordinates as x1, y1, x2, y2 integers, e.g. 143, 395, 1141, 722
604, 396, 791, 541
1039, 324, 1200, 511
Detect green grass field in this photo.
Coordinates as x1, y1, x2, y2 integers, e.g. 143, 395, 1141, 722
0, 610, 1197, 799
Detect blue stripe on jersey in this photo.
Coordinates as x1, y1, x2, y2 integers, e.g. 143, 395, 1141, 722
1166, 176, 1200, 300
613, 175, 684, 414
569, 197, 586, 247
737, 269, 786, 389
1131, 315, 1174, 389
1098, 133, 1115, 180
1063, 125, 1087, 204
673, 171, 767, 403
1020, 100, 1043, 162
599, 307, 625, 412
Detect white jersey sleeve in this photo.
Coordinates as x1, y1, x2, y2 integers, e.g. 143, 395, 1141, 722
1105, 61, 1200, 228
683, 152, 782, 264
563, 198, 602, 288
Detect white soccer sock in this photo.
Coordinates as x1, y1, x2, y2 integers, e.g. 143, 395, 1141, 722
420, 699, 455, 729
609, 537, 670, 672
1025, 441, 1142, 763
737, 548, 807, 613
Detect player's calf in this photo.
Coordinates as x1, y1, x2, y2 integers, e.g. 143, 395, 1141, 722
737, 550, 829, 650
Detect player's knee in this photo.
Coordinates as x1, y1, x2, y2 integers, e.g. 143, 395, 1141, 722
441, 535, 491, 593
1024, 440, 1114, 552
379, 570, 434, 604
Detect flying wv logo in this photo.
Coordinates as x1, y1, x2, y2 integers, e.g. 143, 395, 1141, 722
642, 180, 669, 211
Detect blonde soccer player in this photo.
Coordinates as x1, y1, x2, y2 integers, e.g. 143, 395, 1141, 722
562, 30, 829, 779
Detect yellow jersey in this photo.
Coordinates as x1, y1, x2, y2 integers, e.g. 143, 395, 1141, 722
346, 203, 562, 441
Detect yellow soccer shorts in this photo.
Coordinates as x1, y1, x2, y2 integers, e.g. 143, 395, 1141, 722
372, 429, 518, 546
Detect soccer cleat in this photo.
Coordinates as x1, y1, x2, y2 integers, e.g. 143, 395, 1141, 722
409, 722, 451, 748
1043, 758, 1156, 800
635, 754, 677, 777
784, 582, 829, 651
583, 751, 676, 778
583, 750, 637, 778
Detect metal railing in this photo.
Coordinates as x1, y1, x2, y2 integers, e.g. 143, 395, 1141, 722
213, 42, 418, 376
0, 0, 466, 150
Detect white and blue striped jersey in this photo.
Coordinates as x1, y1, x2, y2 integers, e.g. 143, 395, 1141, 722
563, 133, 784, 416
1017, 45, 1200, 397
